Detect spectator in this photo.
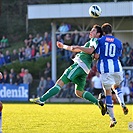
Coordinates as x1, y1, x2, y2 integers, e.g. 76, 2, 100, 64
64, 34, 72, 46
39, 41, 49, 56
45, 76, 54, 92
58, 22, 70, 33
15, 74, 23, 85
35, 52, 40, 59
23, 69, 33, 84
24, 39, 29, 47
23, 69, 33, 98
58, 22, 70, 39
2, 70, 9, 84
61, 83, 75, 98
1, 35, 9, 48
91, 72, 103, 98
10, 68, 16, 78
18, 48, 25, 62
31, 45, 36, 58
125, 42, 131, 55
11, 49, 19, 62
120, 47, 127, 66
33, 33, 43, 47
126, 48, 133, 66
78, 33, 87, 46
72, 30, 80, 45
84, 33, 90, 42
27, 34, 34, 47
39, 41, 45, 56
8, 73, 16, 84
56, 34, 64, 43
64, 34, 72, 60
48, 40, 52, 52
4, 50, 11, 64
121, 73, 130, 103
37, 76, 47, 97
19, 68, 25, 78
43, 32, 51, 44
0, 51, 6, 66
44, 62, 51, 78
25, 45, 31, 60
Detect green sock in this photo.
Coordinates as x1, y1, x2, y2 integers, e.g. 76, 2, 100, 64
82, 91, 98, 105
40, 84, 61, 102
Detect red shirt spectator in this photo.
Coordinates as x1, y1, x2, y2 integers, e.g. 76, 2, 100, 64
19, 68, 25, 78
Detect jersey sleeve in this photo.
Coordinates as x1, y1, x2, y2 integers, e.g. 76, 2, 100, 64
89, 38, 98, 49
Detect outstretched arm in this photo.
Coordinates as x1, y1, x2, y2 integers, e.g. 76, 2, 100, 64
57, 41, 81, 52
72, 46, 95, 54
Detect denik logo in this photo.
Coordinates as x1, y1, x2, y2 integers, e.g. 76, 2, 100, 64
0, 86, 28, 98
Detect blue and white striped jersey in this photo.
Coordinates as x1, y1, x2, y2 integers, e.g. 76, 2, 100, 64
96, 35, 123, 74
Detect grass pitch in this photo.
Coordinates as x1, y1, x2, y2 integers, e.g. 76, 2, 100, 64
2, 103, 133, 133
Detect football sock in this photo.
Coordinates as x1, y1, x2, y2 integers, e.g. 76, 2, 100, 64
82, 91, 98, 105
113, 87, 125, 107
40, 84, 61, 102
106, 95, 115, 119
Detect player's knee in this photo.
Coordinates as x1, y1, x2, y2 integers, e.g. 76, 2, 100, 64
75, 90, 83, 98
56, 79, 64, 87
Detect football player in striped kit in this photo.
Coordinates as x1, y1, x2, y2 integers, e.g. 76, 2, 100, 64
95, 23, 128, 128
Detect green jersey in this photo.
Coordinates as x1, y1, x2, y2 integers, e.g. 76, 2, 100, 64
73, 38, 98, 74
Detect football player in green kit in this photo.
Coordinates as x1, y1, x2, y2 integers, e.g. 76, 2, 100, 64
30, 24, 106, 115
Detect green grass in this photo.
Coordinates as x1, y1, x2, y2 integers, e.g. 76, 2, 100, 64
2, 104, 133, 133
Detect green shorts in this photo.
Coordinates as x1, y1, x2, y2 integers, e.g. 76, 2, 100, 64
60, 63, 87, 91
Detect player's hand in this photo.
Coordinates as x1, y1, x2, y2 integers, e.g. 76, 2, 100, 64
57, 41, 63, 49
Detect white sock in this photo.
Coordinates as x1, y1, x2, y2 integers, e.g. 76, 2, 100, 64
114, 88, 125, 107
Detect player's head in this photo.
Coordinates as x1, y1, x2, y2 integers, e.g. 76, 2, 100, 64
89, 24, 103, 38
101, 23, 112, 35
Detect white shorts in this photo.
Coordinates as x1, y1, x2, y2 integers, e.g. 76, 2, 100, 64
101, 72, 123, 90
121, 87, 130, 95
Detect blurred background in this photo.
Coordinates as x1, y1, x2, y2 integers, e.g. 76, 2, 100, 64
0, 0, 133, 104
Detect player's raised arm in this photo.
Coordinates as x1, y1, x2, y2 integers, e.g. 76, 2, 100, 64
56, 41, 81, 52
72, 46, 95, 54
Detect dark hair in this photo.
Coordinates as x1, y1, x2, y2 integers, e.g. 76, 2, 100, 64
93, 24, 103, 37
101, 23, 112, 34
125, 73, 129, 75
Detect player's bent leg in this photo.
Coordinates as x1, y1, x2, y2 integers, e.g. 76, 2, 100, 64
30, 79, 64, 106
75, 90, 106, 116
112, 85, 129, 115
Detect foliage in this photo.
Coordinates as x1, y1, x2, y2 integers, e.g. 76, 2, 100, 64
0, 56, 51, 78
2, 104, 132, 133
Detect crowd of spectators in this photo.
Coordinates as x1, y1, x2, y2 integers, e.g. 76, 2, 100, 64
0, 68, 33, 85
0, 23, 133, 103
1, 25, 133, 67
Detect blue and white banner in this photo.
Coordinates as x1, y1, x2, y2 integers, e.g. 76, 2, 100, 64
0, 84, 29, 101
